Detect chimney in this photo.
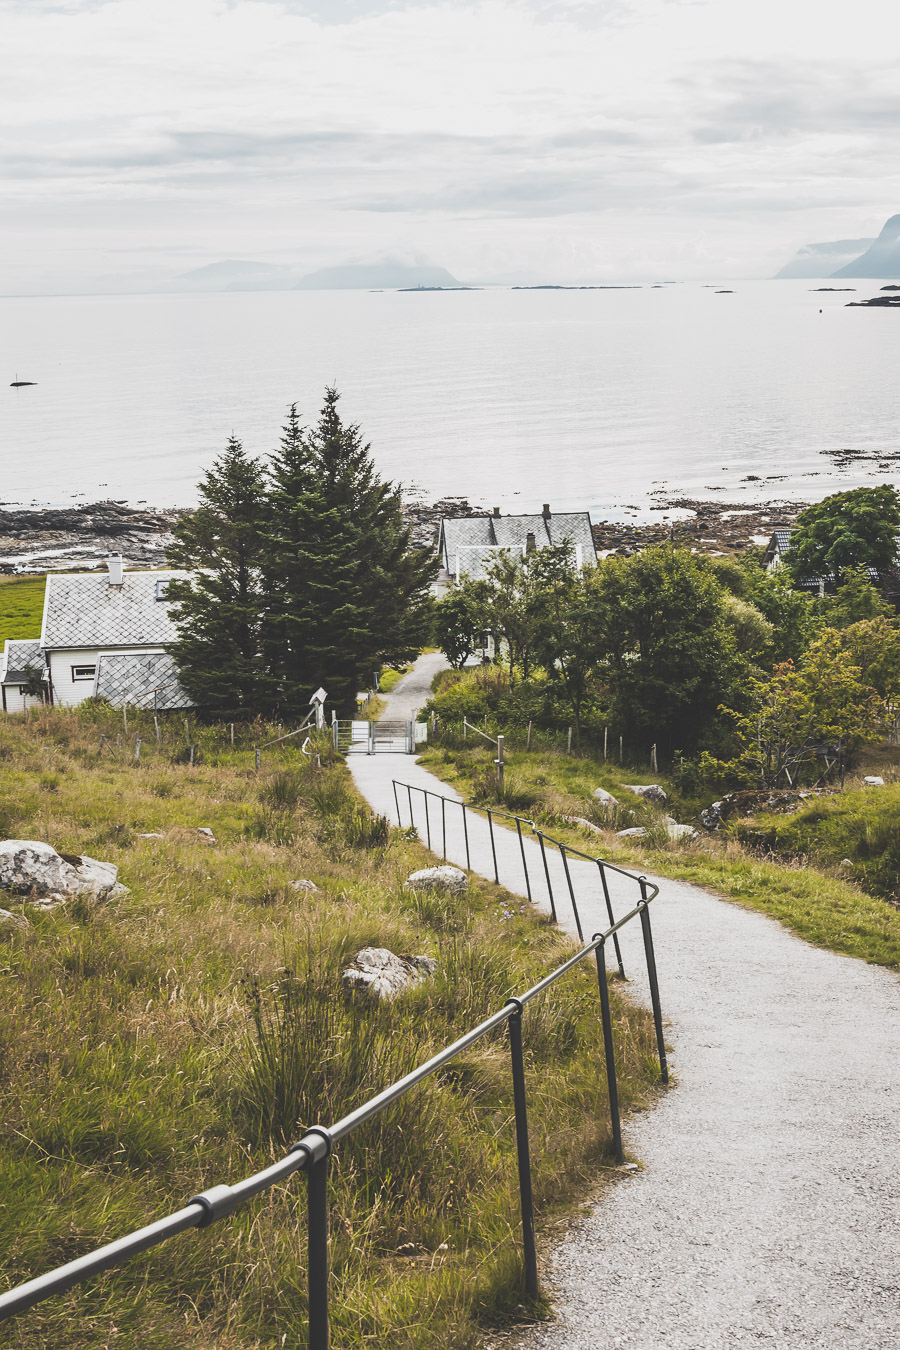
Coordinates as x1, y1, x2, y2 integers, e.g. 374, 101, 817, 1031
492, 506, 500, 517
525, 531, 536, 554
107, 554, 123, 587
542, 503, 551, 519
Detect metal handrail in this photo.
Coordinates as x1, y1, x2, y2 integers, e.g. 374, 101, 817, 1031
0, 787, 667, 1348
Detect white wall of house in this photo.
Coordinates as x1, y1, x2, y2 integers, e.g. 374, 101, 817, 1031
1, 683, 42, 714
48, 647, 164, 707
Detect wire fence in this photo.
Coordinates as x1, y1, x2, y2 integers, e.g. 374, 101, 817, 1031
0, 786, 666, 1348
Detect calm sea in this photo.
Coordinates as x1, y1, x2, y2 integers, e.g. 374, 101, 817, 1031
2, 280, 899, 521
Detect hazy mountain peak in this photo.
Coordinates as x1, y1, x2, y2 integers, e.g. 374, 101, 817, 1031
773, 238, 875, 279
830, 215, 900, 278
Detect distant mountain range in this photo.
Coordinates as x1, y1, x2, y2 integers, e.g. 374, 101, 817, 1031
774, 215, 900, 279
174, 258, 462, 292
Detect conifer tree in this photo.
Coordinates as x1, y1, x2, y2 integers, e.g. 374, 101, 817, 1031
263, 389, 436, 713
167, 437, 270, 715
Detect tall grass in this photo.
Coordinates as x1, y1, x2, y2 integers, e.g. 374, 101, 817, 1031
0, 706, 660, 1349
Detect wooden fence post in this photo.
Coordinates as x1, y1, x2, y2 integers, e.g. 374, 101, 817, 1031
603, 727, 608, 761
619, 735, 623, 764
526, 721, 532, 750
651, 743, 658, 772
567, 727, 572, 755
133, 739, 141, 764
495, 734, 505, 792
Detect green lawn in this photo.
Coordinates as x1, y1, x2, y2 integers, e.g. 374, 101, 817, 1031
0, 574, 45, 645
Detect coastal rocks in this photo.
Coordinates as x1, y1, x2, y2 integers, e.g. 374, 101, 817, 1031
0, 501, 180, 574
290, 878, 320, 892
624, 784, 668, 803
406, 865, 468, 894
863, 776, 886, 787
617, 827, 647, 839
196, 827, 216, 842
0, 840, 122, 900
592, 787, 619, 805
342, 947, 438, 1000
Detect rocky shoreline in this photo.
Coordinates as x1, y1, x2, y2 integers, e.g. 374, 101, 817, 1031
0, 494, 801, 576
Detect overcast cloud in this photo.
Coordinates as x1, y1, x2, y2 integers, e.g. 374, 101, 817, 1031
2, 0, 899, 290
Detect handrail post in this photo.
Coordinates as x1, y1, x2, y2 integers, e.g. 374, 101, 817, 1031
507, 1002, 539, 1298
307, 1149, 331, 1349
487, 809, 499, 884
558, 845, 584, 942
594, 938, 623, 1164
424, 790, 432, 850
462, 803, 471, 871
639, 880, 669, 1084
515, 818, 532, 904
537, 831, 557, 922
407, 783, 414, 834
598, 862, 625, 978
441, 795, 447, 861
392, 780, 401, 828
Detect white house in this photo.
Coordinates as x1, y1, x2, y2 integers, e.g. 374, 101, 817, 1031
438, 505, 597, 582
0, 638, 44, 714
39, 555, 194, 709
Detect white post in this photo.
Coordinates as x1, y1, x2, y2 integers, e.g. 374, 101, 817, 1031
651, 743, 658, 772
604, 726, 608, 761
495, 734, 505, 792
133, 739, 141, 764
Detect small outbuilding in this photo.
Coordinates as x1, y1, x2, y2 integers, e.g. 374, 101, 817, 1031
0, 638, 45, 713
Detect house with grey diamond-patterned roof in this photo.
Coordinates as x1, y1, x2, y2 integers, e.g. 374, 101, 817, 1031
39, 555, 194, 709
439, 505, 596, 582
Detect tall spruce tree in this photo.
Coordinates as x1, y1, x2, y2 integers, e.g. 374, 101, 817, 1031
167, 436, 270, 715
263, 389, 436, 713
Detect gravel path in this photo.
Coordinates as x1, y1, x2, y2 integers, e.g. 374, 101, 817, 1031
350, 655, 900, 1349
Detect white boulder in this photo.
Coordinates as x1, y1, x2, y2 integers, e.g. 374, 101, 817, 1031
592, 787, 619, 805
290, 879, 320, 892
0, 840, 120, 901
623, 784, 668, 803
196, 827, 216, 841
342, 947, 438, 1000
406, 865, 468, 894
616, 826, 647, 838
863, 776, 885, 788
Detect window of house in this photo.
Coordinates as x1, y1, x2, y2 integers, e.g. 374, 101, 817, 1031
71, 665, 96, 681
155, 579, 169, 600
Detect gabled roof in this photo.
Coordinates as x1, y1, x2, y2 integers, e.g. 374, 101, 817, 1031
41, 569, 189, 650
93, 651, 194, 709
1, 638, 43, 684
440, 511, 596, 575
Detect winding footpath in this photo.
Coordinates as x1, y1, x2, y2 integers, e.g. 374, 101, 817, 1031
349, 655, 900, 1349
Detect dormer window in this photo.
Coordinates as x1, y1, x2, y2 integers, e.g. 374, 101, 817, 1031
155, 580, 169, 601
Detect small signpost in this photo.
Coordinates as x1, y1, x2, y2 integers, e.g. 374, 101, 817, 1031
310, 687, 328, 731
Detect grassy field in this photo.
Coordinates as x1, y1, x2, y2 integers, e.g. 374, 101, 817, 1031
0, 706, 661, 1350
420, 738, 900, 970
0, 575, 45, 645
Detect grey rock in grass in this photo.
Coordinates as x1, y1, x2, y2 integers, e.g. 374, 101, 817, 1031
592, 787, 619, 805
563, 815, 604, 835
342, 947, 438, 1000
617, 826, 647, 838
138, 832, 164, 839
664, 819, 697, 841
863, 776, 885, 787
0, 840, 120, 901
290, 879, 320, 892
406, 865, 468, 894
0, 907, 28, 932
196, 827, 216, 841
623, 783, 668, 803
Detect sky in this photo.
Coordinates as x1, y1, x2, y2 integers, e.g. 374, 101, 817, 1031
3, 0, 900, 292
